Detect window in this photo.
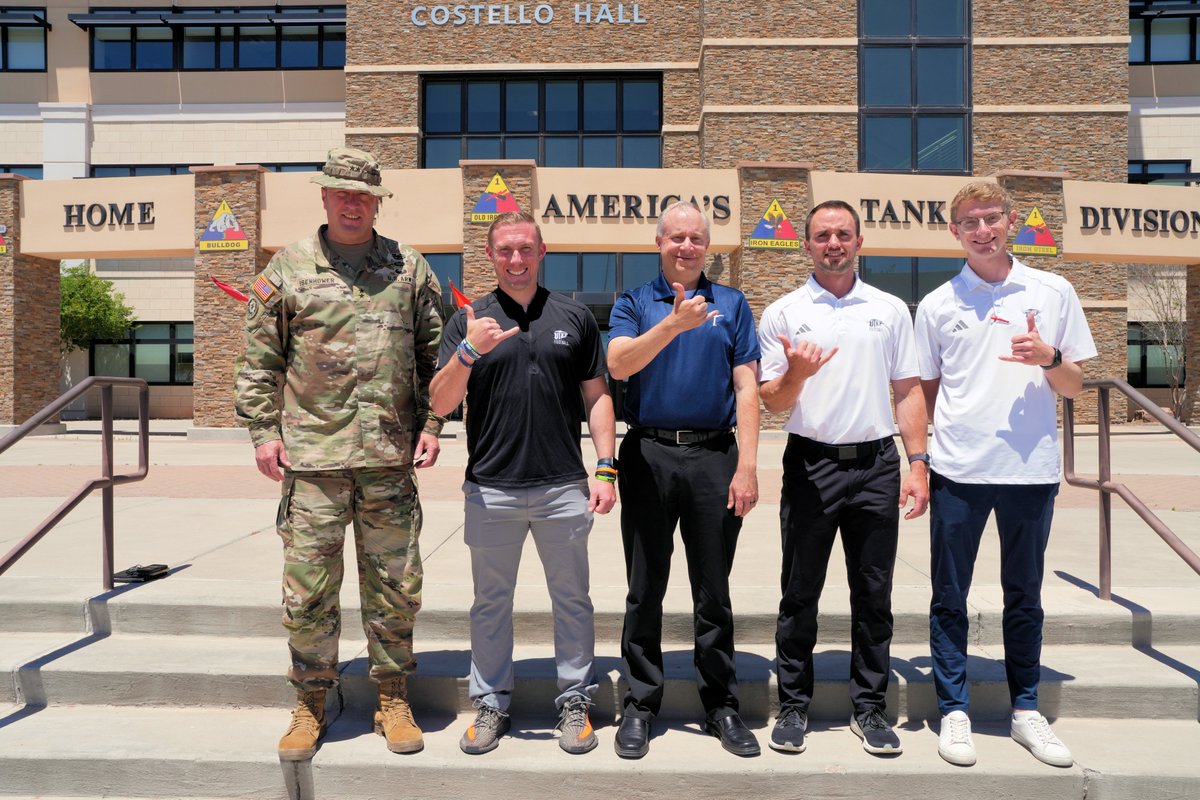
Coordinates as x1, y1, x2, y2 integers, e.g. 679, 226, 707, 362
240, 162, 324, 172
421, 75, 663, 168
540, 252, 660, 300
1128, 159, 1197, 186
859, 0, 970, 173
0, 164, 42, 178
70, 6, 346, 71
425, 252, 463, 321
0, 7, 49, 71
90, 164, 205, 176
859, 255, 962, 310
1128, 322, 1186, 388
1130, 1, 1200, 64
91, 322, 194, 385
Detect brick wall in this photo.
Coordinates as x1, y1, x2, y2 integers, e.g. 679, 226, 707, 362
0, 176, 61, 425
702, 113, 857, 170
350, 1, 703, 66
973, 0, 1126, 37
1186, 268, 1200, 424
701, 0, 854, 37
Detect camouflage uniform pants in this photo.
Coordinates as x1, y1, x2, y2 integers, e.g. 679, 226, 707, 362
277, 467, 423, 690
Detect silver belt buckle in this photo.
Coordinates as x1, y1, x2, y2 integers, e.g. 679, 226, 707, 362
837, 445, 858, 460
676, 430, 693, 445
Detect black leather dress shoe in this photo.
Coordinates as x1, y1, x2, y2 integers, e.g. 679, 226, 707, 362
614, 715, 651, 759
705, 713, 761, 757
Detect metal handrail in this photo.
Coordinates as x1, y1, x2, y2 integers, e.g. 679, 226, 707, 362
1063, 377, 1200, 600
0, 377, 150, 590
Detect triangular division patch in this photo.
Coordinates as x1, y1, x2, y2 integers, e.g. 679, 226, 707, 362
748, 199, 800, 250
199, 200, 249, 251
470, 173, 521, 223
1012, 206, 1058, 256
0, 225, 7, 256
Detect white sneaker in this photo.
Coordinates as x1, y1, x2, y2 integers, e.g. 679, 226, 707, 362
938, 710, 976, 766
1011, 711, 1073, 767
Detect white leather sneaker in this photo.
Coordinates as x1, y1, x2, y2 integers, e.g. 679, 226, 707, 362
1011, 711, 1073, 767
938, 710, 976, 766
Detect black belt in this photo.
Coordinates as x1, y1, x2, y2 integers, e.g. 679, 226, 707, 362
793, 435, 890, 462
634, 427, 734, 445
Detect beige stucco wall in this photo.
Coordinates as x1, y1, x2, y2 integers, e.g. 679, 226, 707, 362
90, 120, 344, 169
94, 259, 194, 321
0, 120, 43, 165
1061, 180, 1200, 265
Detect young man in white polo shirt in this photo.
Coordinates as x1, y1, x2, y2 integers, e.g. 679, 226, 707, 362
759, 200, 929, 756
914, 181, 1096, 768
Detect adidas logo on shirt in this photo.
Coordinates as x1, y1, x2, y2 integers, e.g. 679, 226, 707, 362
794, 324, 812, 336
951, 320, 970, 333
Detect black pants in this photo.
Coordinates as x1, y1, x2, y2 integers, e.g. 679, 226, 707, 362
617, 430, 743, 721
776, 434, 900, 715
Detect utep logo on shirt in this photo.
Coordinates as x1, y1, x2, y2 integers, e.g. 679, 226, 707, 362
868, 318, 886, 333
554, 329, 570, 346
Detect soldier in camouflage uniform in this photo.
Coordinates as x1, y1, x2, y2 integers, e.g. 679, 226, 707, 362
234, 146, 444, 760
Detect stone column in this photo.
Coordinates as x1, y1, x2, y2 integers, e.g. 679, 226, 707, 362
735, 161, 813, 429
190, 166, 266, 430
1184, 266, 1200, 425
0, 174, 62, 429
459, 160, 537, 300
995, 171, 1125, 425
734, 161, 813, 319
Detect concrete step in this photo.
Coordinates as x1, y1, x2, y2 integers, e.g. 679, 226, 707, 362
3, 577, 1197, 647
0, 705, 1197, 800
7, 633, 1199, 724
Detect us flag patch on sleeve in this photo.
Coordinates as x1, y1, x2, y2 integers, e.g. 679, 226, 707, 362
252, 275, 277, 303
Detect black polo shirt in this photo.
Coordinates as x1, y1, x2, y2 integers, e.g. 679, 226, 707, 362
438, 286, 606, 489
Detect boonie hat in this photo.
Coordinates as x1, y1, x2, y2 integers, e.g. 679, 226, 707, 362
310, 146, 393, 198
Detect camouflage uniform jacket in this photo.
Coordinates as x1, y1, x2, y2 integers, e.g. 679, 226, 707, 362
235, 226, 444, 470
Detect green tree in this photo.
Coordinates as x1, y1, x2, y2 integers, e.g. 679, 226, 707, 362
59, 263, 137, 355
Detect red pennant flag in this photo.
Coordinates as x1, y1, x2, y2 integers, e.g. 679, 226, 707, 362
448, 278, 471, 309
211, 276, 249, 303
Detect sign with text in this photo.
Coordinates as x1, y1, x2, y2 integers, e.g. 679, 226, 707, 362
409, 3, 646, 27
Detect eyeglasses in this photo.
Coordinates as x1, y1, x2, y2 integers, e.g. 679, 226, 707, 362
953, 212, 1007, 232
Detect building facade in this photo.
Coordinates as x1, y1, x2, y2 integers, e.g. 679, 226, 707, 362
2, 0, 1197, 425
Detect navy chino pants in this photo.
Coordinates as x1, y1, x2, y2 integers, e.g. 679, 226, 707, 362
928, 472, 1059, 716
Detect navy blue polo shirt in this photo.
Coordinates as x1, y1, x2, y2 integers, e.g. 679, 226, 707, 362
609, 272, 760, 430
439, 286, 605, 488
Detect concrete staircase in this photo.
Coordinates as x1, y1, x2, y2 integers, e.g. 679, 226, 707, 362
2, 572, 1198, 800
1, 428, 1199, 799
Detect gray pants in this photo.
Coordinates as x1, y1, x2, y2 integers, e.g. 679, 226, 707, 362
464, 480, 597, 711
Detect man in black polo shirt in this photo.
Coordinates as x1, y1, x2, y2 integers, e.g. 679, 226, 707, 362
430, 211, 617, 756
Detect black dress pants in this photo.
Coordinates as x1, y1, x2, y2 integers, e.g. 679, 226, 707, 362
617, 430, 743, 721
775, 434, 900, 714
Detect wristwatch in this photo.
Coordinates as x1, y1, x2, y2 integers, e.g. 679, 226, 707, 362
1041, 347, 1063, 370
907, 453, 930, 465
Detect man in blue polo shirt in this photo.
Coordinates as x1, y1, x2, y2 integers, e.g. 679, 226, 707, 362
607, 200, 762, 758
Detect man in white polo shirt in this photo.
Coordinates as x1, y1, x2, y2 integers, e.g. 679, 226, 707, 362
759, 200, 929, 756
914, 181, 1096, 768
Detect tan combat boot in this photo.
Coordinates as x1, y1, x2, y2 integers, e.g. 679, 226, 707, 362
278, 689, 326, 761
374, 676, 424, 753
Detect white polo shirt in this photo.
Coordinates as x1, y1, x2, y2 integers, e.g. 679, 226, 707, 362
759, 274, 919, 444
914, 257, 1097, 485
